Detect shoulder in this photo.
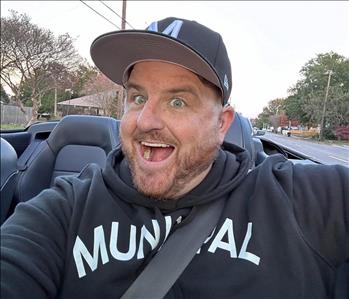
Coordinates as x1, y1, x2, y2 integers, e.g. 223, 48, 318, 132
52, 163, 104, 192
292, 163, 349, 198
20, 163, 105, 214
255, 154, 348, 180
250, 155, 348, 197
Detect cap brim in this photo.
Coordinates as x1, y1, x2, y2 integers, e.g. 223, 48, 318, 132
90, 31, 220, 90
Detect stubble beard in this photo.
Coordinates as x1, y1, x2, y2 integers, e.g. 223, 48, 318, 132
120, 127, 221, 200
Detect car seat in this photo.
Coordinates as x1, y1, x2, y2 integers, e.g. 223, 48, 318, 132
1, 138, 18, 224
225, 112, 256, 168
14, 115, 120, 203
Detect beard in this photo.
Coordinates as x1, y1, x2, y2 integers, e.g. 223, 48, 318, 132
120, 126, 221, 200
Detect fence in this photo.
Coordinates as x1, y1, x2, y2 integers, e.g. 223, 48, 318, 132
1, 104, 32, 125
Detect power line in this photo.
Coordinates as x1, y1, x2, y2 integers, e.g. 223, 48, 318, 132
99, 0, 135, 29
79, 0, 120, 30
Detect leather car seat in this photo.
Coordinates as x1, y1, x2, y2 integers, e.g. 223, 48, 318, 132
1, 138, 18, 224
225, 112, 255, 168
14, 115, 120, 203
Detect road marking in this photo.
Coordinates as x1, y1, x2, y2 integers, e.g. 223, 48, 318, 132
332, 145, 349, 149
329, 155, 349, 164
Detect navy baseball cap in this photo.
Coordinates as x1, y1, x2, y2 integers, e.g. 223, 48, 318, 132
90, 17, 232, 105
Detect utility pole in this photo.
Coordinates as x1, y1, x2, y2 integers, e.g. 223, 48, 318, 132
117, 0, 127, 119
121, 0, 127, 29
54, 87, 57, 118
319, 70, 333, 141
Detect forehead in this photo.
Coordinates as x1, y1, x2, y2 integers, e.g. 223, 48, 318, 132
127, 61, 203, 86
126, 61, 222, 104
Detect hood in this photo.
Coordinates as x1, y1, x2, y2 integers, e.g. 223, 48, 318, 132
102, 142, 250, 211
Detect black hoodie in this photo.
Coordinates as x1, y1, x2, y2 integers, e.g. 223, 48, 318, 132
1, 144, 348, 299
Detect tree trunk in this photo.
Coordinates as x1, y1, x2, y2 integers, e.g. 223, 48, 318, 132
26, 96, 39, 126
54, 87, 57, 117
14, 96, 27, 115
117, 89, 124, 119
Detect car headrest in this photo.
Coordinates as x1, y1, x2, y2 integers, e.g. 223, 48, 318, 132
1, 138, 18, 188
47, 115, 120, 154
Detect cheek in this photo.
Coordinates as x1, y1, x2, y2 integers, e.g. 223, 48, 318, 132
174, 117, 216, 145
120, 113, 137, 141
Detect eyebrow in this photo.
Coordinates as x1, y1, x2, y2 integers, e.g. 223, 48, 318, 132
125, 82, 145, 92
166, 87, 199, 98
125, 81, 200, 98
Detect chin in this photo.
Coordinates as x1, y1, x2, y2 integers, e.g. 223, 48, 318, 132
132, 169, 177, 200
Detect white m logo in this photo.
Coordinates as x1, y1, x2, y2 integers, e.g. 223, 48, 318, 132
148, 20, 184, 38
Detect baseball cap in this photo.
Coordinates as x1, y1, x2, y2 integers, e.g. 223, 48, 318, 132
90, 17, 232, 105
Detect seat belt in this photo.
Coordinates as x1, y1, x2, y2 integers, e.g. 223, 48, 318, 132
121, 199, 225, 299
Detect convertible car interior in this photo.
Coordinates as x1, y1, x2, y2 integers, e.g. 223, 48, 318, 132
0, 113, 347, 298
0, 112, 265, 223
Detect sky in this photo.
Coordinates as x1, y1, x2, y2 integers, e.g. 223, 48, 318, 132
1, 1, 348, 118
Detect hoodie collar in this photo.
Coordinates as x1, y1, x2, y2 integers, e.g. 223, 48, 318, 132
102, 142, 250, 211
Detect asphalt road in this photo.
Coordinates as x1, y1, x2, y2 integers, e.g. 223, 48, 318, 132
261, 132, 349, 167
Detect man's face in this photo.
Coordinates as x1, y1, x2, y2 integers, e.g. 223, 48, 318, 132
120, 61, 234, 199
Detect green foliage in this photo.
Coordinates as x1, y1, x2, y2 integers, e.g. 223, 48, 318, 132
290, 52, 349, 138
254, 98, 285, 129
0, 123, 25, 130
0, 84, 10, 104
267, 98, 285, 115
256, 52, 349, 139
72, 64, 99, 97
255, 106, 272, 129
284, 94, 309, 125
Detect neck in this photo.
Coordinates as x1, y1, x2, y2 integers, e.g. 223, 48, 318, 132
171, 163, 213, 200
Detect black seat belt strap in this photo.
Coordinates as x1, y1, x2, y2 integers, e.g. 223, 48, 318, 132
121, 199, 225, 299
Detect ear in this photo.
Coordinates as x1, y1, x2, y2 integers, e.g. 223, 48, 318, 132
218, 105, 235, 144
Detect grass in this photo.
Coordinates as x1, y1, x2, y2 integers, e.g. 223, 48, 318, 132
321, 139, 349, 146
294, 135, 349, 146
0, 123, 26, 130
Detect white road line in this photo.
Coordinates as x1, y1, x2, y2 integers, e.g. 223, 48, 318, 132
283, 146, 314, 158
329, 155, 349, 163
332, 145, 349, 149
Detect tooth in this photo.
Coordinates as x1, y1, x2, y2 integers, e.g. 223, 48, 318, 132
141, 142, 170, 148
144, 147, 151, 160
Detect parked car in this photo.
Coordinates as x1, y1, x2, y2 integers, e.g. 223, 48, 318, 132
281, 127, 291, 137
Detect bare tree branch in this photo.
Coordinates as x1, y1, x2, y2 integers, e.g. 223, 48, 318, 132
1, 10, 83, 125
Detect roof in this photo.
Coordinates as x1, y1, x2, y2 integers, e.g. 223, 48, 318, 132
57, 90, 119, 108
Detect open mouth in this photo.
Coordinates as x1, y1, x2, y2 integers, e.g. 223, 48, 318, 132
140, 141, 175, 162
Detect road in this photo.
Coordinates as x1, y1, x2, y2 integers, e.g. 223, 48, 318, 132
261, 132, 349, 167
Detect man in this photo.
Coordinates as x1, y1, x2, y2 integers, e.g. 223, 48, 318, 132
1, 17, 348, 299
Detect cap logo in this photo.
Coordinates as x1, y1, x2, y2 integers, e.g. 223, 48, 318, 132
148, 20, 184, 38
224, 74, 229, 91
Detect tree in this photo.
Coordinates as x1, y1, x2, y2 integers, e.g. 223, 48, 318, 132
254, 98, 286, 129
266, 98, 285, 115
82, 72, 124, 118
254, 52, 348, 139
283, 94, 310, 125
0, 84, 10, 104
0, 10, 81, 125
18, 62, 102, 118
71, 63, 99, 97
254, 106, 272, 129
289, 52, 349, 138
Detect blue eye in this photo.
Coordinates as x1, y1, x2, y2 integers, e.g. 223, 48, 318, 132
170, 98, 186, 108
134, 95, 146, 105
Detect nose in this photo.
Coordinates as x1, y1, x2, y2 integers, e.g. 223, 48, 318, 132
136, 99, 165, 132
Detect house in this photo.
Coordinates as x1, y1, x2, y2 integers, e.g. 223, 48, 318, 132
57, 89, 123, 118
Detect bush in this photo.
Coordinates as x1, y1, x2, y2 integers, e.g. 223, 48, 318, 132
323, 127, 337, 140
335, 126, 349, 140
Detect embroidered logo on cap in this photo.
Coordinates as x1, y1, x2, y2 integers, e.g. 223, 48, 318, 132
224, 74, 229, 91
148, 20, 184, 38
